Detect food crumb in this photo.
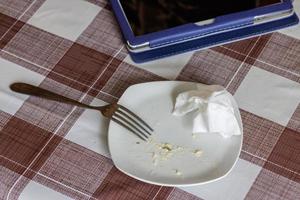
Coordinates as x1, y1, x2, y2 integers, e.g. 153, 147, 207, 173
161, 143, 172, 152
136, 142, 140, 144
193, 149, 203, 157
174, 169, 182, 176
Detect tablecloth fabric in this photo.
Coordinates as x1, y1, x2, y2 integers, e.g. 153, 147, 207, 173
0, 0, 300, 199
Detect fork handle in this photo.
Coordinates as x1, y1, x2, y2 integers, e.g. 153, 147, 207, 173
10, 82, 98, 110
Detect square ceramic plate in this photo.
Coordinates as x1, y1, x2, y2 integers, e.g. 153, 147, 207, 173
108, 81, 243, 186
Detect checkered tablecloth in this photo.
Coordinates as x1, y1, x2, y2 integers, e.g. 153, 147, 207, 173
1, 0, 300, 199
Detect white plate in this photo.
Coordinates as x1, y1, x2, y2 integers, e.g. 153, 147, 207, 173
108, 81, 243, 187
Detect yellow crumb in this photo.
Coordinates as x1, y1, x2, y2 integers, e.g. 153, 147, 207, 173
193, 149, 203, 157
174, 169, 182, 176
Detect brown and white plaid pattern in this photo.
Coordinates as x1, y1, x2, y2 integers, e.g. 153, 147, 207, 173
0, 0, 300, 199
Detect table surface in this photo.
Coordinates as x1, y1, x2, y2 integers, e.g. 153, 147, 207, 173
0, 0, 300, 200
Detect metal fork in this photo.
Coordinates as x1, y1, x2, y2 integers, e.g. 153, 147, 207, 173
10, 83, 153, 141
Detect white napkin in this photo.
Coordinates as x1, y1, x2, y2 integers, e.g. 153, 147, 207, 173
172, 84, 242, 138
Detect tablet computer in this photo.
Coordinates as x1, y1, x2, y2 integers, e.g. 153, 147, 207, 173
110, 0, 298, 62
121, 0, 288, 36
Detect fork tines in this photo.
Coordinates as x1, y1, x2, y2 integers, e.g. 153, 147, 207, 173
111, 105, 153, 141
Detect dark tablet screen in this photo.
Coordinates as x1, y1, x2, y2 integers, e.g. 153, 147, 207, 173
119, 0, 281, 36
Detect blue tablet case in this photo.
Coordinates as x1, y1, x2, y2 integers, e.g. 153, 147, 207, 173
130, 14, 299, 63
110, 1, 299, 63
